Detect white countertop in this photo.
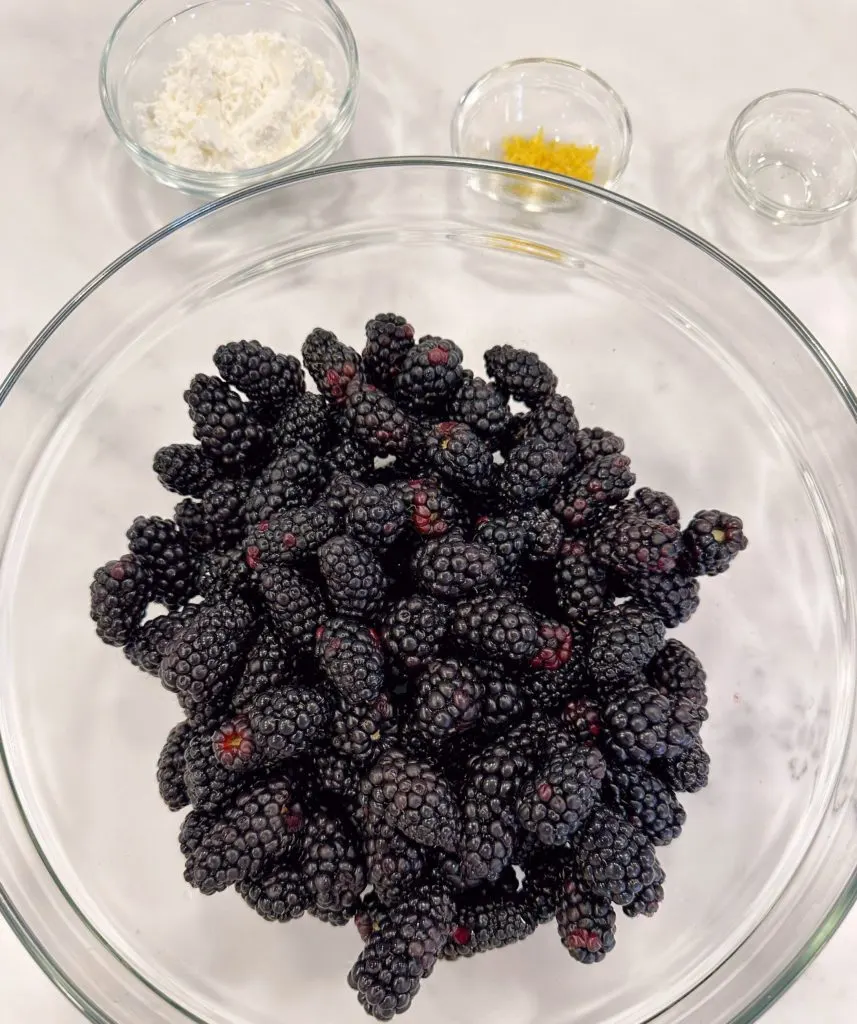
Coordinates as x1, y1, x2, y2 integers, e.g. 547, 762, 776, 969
1, 0, 856, 1020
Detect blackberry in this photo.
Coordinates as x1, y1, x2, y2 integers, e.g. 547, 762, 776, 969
184, 373, 264, 468
647, 639, 708, 709
530, 619, 573, 671
210, 715, 256, 771
124, 606, 198, 676
345, 382, 413, 456
90, 554, 152, 647
556, 877, 617, 964
191, 478, 252, 549
331, 693, 396, 764
447, 376, 511, 440
606, 764, 685, 846
499, 411, 530, 456
625, 570, 700, 628
575, 427, 625, 464
474, 663, 526, 729
413, 658, 484, 741
319, 435, 374, 481
382, 595, 452, 672
321, 472, 368, 514
302, 327, 363, 404
394, 335, 465, 411
212, 339, 305, 412
160, 599, 255, 725
656, 738, 710, 793
451, 594, 538, 661
183, 729, 246, 815
153, 443, 217, 497
516, 745, 606, 846
553, 453, 636, 531
519, 852, 569, 924
633, 487, 680, 526
484, 344, 557, 406
593, 514, 684, 575
473, 517, 526, 574
126, 515, 198, 607
601, 683, 672, 765
526, 661, 582, 714
499, 439, 566, 507
561, 696, 603, 747
363, 313, 416, 388
194, 551, 249, 605
363, 818, 427, 906
421, 421, 496, 494
316, 616, 385, 704
237, 861, 310, 922
588, 604, 665, 688
178, 808, 214, 857
231, 628, 294, 709
623, 861, 665, 918
524, 394, 579, 455
412, 532, 500, 599
301, 811, 366, 923
319, 535, 389, 616
442, 885, 535, 959
575, 804, 659, 906
186, 776, 305, 894
157, 722, 191, 811
272, 392, 330, 450
316, 749, 360, 801
245, 685, 332, 761
346, 485, 409, 549
513, 507, 564, 562
395, 478, 462, 537
258, 566, 322, 648
245, 503, 339, 571
173, 498, 214, 552
243, 443, 321, 524
554, 538, 611, 623
682, 509, 749, 576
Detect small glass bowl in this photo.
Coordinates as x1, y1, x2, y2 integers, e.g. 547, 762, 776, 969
726, 89, 857, 225
100, 0, 359, 197
451, 58, 632, 197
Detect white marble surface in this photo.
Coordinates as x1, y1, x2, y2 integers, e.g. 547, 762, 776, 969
1, 0, 856, 1021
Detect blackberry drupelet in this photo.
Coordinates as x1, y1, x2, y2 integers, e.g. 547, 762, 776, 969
588, 604, 665, 688
211, 715, 257, 771
421, 421, 496, 493
606, 764, 685, 845
184, 373, 264, 468
601, 683, 672, 765
622, 861, 665, 918
243, 442, 321, 524
554, 538, 611, 623
124, 606, 198, 676
126, 515, 198, 607
499, 438, 566, 507
625, 570, 700, 628
574, 426, 625, 464
682, 509, 749, 576
556, 877, 617, 964
272, 392, 330, 451
633, 487, 680, 525
90, 554, 152, 647
257, 566, 323, 648
395, 477, 462, 537
593, 514, 684, 576
516, 745, 606, 846
331, 693, 396, 764
561, 696, 603, 747
344, 382, 413, 456
245, 503, 339, 571
302, 327, 363, 404
238, 861, 310, 922
178, 808, 214, 857
213, 339, 305, 412
575, 804, 659, 906
316, 616, 386, 704
484, 344, 557, 406
197, 548, 253, 603
656, 738, 710, 793
412, 532, 500, 599
382, 594, 452, 672
157, 722, 191, 811
412, 658, 484, 741
320, 435, 374, 481
553, 453, 636, 531
153, 443, 217, 497
531, 619, 573, 671
183, 729, 246, 815
447, 375, 511, 440
246, 684, 332, 761
394, 336, 465, 411
363, 818, 427, 907
513, 507, 564, 562
473, 516, 526, 574
231, 627, 294, 710
524, 393, 579, 455
346, 484, 409, 549
362, 313, 416, 388
301, 811, 366, 923
319, 535, 389, 616
451, 594, 539, 661
647, 639, 708, 709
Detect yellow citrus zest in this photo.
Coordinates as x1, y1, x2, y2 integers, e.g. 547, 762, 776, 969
501, 128, 599, 182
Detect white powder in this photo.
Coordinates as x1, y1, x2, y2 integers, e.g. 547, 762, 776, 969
137, 31, 337, 172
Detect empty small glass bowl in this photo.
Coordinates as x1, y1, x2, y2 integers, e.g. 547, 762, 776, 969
100, 0, 359, 197
726, 89, 857, 225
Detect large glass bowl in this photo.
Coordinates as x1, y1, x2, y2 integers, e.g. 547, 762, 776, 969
1, 157, 856, 1024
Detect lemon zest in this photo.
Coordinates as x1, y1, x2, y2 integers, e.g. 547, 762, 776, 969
501, 128, 599, 182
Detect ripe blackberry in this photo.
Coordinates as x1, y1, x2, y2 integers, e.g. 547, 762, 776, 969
302, 327, 363, 404
346, 380, 415, 456
187, 478, 251, 550
331, 693, 396, 764
183, 729, 246, 815
656, 738, 710, 793
588, 604, 665, 688
499, 438, 566, 507
363, 313, 416, 388
272, 392, 330, 450
561, 696, 603, 747
575, 427, 625, 464
186, 776, 305, 894
237, 861, 310, 922
245, 503, 339, 571
451, 594, 538, 661
473, 663, 526, 729
518, 852, 568, 924
257, 566, 322, 648
442, 885, 535, 959
633, 487, 680, 526
473, 517, 526, 574
319, 435, 374, 481
243, 443, 321, 524
322, 471, 368, 514
363, 818, 427, 906
245, 684, 332, 761
593, 514, 684, 576
319, 535, 389, 616
516, 745, 606, 846
421, 421, 496, 494
124, 606, 198, 676
394, 335, 465, 411
316, 616, 385, 704
184, 373, 264, 468
160, 599, 255, 725
173, 498, 213, 553
231, 628, 294, 710
554, 538, 611, 623
316, 749, 360, 801
212, 339, 305, 412
157, 722, 191, 811
395, 477, 462, 537
682, 509, 749, 576
526, 660, 582, 714
301, 811, 366, 923
601, 683, 672, 765
607, 764, 685, 846
413, 658, 484, 741
647, 639, 708, 709
153, 443, 217, 497
556, 877, 617, 964
178, 808, 214, 857
90, 554, 152, 647
513, 507, 564, 562
210, 715, 256, 771
575, 804, 659, 906
126, 515, 197, 607
412, 532, 500, 599
623, 861, 666, 918
484, 344, 557, 406
447, 375, 511, 440
524, 394, 579, 456
531, 619, 573, 671
625, 570, 700, 628
553, 453, 636, 531
382, 594, 452, 672
197, 548, 253, 603
345, 484, 409, 549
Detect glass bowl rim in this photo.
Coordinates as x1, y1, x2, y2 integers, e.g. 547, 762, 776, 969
449, 57, 634, 187
98, 0, 360, 188
2, 154, 857, 1024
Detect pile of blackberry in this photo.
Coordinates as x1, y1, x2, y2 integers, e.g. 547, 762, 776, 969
90, 326, 747, 1019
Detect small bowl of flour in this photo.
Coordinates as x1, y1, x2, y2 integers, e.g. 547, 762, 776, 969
100, 0, 359, 196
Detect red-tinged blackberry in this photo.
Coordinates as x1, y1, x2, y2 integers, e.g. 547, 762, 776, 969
301, 811, 366, 923
524, 393, 579, 456
184, 373, 265, 469
623, 861, 665, 918
512, 507, 564, 562
344, 382, 414, 457
554, 537, 611, 623
484, 344, 557, 406
553, 453, 636, 531
231, 627, 294, 710
213, 339, 305, 412
516, 745, 606, 846
316, 616, 385, 704
319, 535, 389, 616
363, 313, 416, 388
625, 570, 700, 628
157, 722, 191, 811
211, 715, 257, 771
237, 861, 310, 922
601, 683, 672, 765
575, 426, 625, 464
499, 438, 566, 507
382, 594, 452, 672
556, 876, 617, 964
634, 486, 680, 526
272, 392, 330, 451
413, 532, 500, 599
245, 684, 332, 761
322, 471, 368, 514
316, 749, 360, 801
331, 693, 396, 764
178, 808, 215, 857
124, 606, 199, 676
186, 776, 305, 894
153, 443, 218, 498
126, 515, 198, 607
243, 443, 321, 524
346, 484, 409, 549
90, 554, 152, 647
588, 604, 665, 688
473, 516, 526, 574
183, 729, 246, 815
647, 639, 708, 709
681, 509, 749, 576
302, 327, 363, 404
473, 662, 526, 729
441, 883, 534, 960
395, 477, 462, 538
160, 599, 255, 725
421, 421, 497, 494
413, 658, 484, 741
245, 503, 339, 571
561, 696, 603, 747
606, 764, 685, 845
451, 594, 538, 661
394, 335, 465, 412
593, 514, 684, 576
575, 804, 659, 906
319, 435, 374, 481
531, 619, 573, 670
258, 566, 323, 648
656, 737, 710, 793
447, 375, 511, 440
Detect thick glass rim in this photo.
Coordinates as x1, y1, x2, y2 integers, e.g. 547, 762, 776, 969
2, 155, 856, 1024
